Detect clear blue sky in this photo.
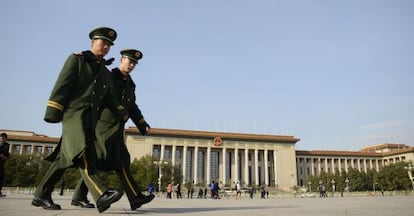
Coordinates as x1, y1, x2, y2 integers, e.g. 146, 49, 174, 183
1, 0, 413, 151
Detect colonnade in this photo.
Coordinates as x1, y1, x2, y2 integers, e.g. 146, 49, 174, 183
153, 144, 279, 187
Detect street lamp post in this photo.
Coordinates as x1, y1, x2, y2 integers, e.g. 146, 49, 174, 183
331, 179, 335, 197
153, 160, 168, 193
373, 181, 378, 195
308, 181, 312, 192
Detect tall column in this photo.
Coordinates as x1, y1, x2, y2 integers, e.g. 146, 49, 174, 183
254, 148, 259, 186
273, 150, 277, 186
160, 144, 165, 160
234, 148, 239, 182
345, 159, 349, 173
310, 158, 315, 175
172, 145, 176, 166
318, 158, 321, 175
324, 158, 328, 173
222, 147, 226, 186
206, 147, 211, 186
331, 158, 335, 174
339, 159, 343, 174
194, 146, 198, 185
264, 149, 269, 186
183, 145, 187, 182
244, 148, 249, 185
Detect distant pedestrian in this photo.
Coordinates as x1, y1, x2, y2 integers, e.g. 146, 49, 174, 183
211, 181, 220, 199
187, 181, 194, 199
148, 182, 155, 195
249, 188, 254, 199
260, 183, 266, 199
214, 181, 220, 199
176, 183, 182, 199
321, 185, 327, 197
0, 133, 10, 197
167, 183, 172, 199
203, 186, 207, 199
236, 181, 242, 199
198, 188, 203, 198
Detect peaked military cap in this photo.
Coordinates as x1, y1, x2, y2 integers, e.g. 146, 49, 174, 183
120, 49, 143, 63
89, 27, 117, 45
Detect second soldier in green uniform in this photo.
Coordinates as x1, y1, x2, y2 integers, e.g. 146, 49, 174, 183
72, 49, 155, 210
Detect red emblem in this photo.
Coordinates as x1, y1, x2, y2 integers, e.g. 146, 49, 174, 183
214, 137, 222, 146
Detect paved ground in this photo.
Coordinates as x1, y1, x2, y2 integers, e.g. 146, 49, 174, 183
0, 192, 413, 216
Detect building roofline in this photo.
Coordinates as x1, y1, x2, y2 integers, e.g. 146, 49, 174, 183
296, 150, 381, 157
7, 134, 59, 144
0, 129, 49, 137
360, 143, 409, 152
125, 127, 300, 143
4, 128, 412, 157
381, 146, 414, 156
296, 146, 414, 158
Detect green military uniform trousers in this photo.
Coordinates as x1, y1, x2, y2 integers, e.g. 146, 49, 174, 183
73, 164, 143, 203
35, 154, 109, 202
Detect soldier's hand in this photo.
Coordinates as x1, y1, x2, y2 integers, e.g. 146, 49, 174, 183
44, 117, 60, 123
138, 121, 151, 135
122, 114, 129, 122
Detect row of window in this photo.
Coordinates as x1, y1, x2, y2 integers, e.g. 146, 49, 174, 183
297, 156, 406, 164
9, 143, 54, 155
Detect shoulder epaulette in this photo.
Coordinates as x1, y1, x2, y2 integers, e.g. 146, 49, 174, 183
73, 52, 83, 56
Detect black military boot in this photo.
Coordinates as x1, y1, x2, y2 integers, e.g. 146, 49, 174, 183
96, 189, 124, 213
32, 197, 61, 210
71, 199, 95, 208
130, 194, 155, 210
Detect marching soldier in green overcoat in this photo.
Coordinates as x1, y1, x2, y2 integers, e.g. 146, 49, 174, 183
32, 27, 129, 213
72, 49, 154, 210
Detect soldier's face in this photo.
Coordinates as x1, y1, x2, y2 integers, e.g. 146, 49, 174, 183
91, 39, 111, 58
119, 57, 137, 74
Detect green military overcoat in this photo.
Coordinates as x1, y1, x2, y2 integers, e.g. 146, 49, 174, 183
44, 51, 128, 169
95, 68, 145, 171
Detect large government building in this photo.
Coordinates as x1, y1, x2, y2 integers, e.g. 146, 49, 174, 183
2, 128, 414, 191
124, 127, 300, 190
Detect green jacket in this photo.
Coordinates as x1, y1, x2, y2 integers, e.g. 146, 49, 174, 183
44, 51, 128, 169
95, 68, 145, 171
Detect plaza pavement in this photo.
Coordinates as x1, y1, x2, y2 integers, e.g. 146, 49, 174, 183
0, 192, 413, 216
